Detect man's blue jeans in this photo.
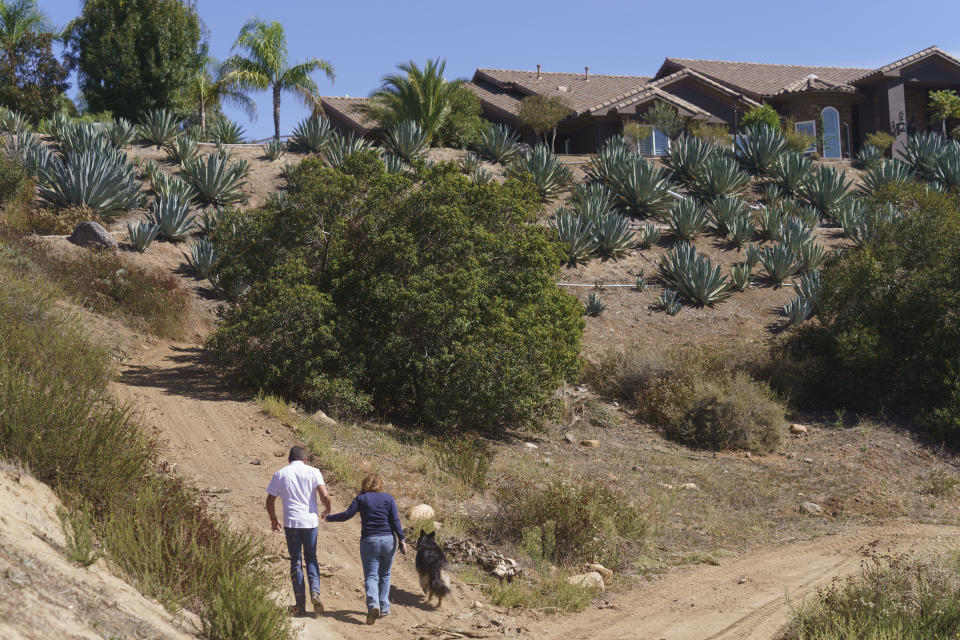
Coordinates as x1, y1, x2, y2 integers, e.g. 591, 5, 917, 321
285, 527, 321, 606
359, 534, 396, 613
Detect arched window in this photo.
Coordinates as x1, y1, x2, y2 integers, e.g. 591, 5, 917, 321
821, 107, 841, 159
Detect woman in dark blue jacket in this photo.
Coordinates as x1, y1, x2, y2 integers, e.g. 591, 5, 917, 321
325, 473, 407, 625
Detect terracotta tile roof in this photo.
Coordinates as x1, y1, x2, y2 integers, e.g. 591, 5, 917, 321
593, 87, 714, 120
318, 96, 375, 133
473, 68, 651, 115
648, 68, 761, 105
775, 75, 858, 95
851, 45, 960, 83
662, 57, 872, 98
464, 80, 523, 119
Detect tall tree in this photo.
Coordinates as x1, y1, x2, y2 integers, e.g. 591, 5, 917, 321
0, 0, 58, 48
66, 0, 206, 120
357, 58, 461, 143
222, 18, 334, 140
518, 94, 571, 151
187, 57, 256, 133
0, 31, 68, 122
929, 90, 960, 136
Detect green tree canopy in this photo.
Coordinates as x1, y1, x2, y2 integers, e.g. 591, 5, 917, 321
207, 153, 583, 431
434, 84, 487, 149
929, 90, 960, 136
66, 0, 206, 120
222, 17, 334, 140
519, 94, 572, 151
186, 57, 256, 132
739, 103, 780, 131
357, 58, 462, 144
0, 31, 68, 123
643, 101, 686, 139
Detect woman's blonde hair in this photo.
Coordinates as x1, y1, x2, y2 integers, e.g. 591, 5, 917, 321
361, 473, 383, 493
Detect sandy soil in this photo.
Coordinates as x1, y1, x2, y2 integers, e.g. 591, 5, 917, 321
0, 465, 200, 640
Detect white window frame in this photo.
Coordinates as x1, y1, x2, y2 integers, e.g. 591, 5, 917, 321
794, 120, 817, 155
821, 106, 842, 159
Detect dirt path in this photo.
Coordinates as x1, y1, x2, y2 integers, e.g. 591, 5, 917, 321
113, 340, 960, 640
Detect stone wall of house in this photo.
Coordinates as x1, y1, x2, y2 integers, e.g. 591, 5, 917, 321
771, 94, 859, 155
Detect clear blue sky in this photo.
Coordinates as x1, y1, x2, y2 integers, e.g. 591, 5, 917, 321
45, 0, 960, 140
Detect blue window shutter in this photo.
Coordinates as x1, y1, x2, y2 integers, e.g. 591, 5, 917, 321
821, 107, 841, 159
638, 132, 654, 155
795, 121, 817, 154
653, 129, 669, 156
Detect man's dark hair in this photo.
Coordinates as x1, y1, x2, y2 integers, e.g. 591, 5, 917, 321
288, 446, 308, 462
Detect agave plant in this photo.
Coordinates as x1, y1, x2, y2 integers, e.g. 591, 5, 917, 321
795, 239, 828, 273
794, 269, 822, 309
666, 198, 710, 242
183, 153, 247, 207
857, 159, 915, 197
782, 296, 813, 327
57, 123, 113, 155
777, 217, 813, 252
798, 165, 852, 219
584, 290, 607, 317
663, 136, 716, 188
183, 237, 218, 278
476, 123, 519, 164
508, 145, 573, 201
152, 172, 197, 202
758, 243, 798, 285
570, 182, 614, 210
323, 131, 374, 168
165, 135, 199, 166
279, 162, 299, 182
593, 212, 635, 259
43, 112, 71, 141
693, 155, 750, 201
708, 195, 747, 236
730, 263, 752, 291
658, 242, 730, 305
383, 120, 429, 163
382, 153, 406, 174
584, 135, 633, 186
289, 115, 333, 153
550, 207, 598, 264
107, 118, 137, 148
855, 145, 884, 170
606, 155, 674, 218
795, 204, 821, 229
196, 207, 222, 235
9, 132, 54, 180
209, 118, 246, 144
126, 220, 159, 252
770, 152, 813, 196
657, 288, 682, 315
0, 107, 29, 134
753, 206, 786, 241
459, 152, 481, 174
761, 182, 785, 206
838, 200, 899, 247
263, 138, 286, 161
39, 151, 145, 218
745, 243, 761, 268
140, 159, 160, 183
902, 131, 948, 181
265, 191, 290, 209
637, 222, 661, 248
472, 167, 494, 185
932, 149, 960, 191
635, 270, 647, 292
146, 194, 196, 241
734, 125, 787, 174
207, 273, 248, 301
139, 109, 180, 147
726, 214, 756, 248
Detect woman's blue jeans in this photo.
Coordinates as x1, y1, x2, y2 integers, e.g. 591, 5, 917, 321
359, 534, 396, 613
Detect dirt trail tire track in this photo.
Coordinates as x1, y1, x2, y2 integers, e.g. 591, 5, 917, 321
112, 341, 477, 640
536, 522, 960, 640
113, 341, 960, 640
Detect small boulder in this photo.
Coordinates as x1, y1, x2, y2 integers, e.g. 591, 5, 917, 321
681, 482, 699, 491
408, 504, 435, 521
523, 442, 538, 449
790, 424, 809, 435
802, 457, 814, 464
800, 501, 822, 515
311, 410, 336, 428
586, 563, 613, 581
68, 221, 117, 249
580, 439, 600, 448
567, 571, 605, 590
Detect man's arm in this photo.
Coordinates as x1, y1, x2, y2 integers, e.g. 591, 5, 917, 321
266, 494, 282, 533
317, 484, 332, 519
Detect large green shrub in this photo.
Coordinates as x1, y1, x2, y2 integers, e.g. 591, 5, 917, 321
739, 103, 780, 130
783, 184, 960, 442
208, 153, 583, 431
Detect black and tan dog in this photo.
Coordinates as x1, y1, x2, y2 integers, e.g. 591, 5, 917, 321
415, 530, 451, 607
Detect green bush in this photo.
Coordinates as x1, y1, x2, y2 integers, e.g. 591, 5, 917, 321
208, 153, 583, 431
865, 131, 896, 155
494, 479, 651, 567
432, 435, 491, 489
783, 184, 960, 442
584, 344, 785, 453
435, 85, 487, 149
740, 103, 780, 130
781, 551, 960, 640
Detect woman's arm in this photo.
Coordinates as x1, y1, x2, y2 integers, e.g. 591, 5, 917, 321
388, 495, 405, 541
324, 495, 360, 522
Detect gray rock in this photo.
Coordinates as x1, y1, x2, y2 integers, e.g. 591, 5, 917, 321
801, 501, 822, 514
68, 221, 117, 249
802, 457, 814, 464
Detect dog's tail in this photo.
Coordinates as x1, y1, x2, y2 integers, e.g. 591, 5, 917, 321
429, 566, 452, 598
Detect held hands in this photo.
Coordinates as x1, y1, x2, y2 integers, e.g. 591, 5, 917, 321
321, 508, 330, 522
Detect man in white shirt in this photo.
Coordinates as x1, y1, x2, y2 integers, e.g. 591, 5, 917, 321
266, 446, 332, 616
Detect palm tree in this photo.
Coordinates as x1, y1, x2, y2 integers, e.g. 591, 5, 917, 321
0, 0, 59, 47
222, 18, 334, 140
188, 57, 257, 133
358, 58, 461, 143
